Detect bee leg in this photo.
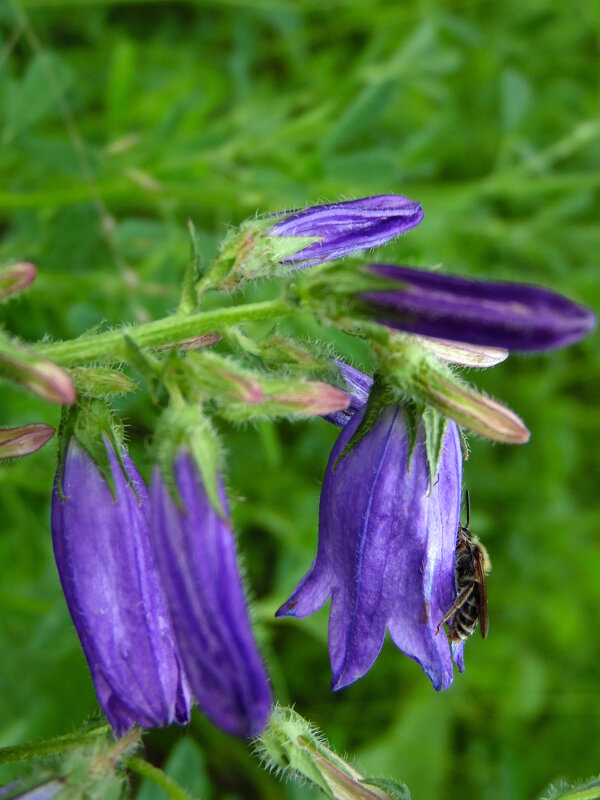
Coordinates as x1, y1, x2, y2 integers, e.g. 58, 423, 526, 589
435, 586, 474, 635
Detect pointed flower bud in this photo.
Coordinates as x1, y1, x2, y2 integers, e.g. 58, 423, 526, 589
150, 451, 272, 737
0, 338, 75, 405
51, 438, 191, 736
360, 264, 596, 351
412, 358, 530, 444
0, 261, 37, 299
0, 423, 54, 459
270, 195, 424, 268
257, 706, 403, 800
277, 405, 464, 691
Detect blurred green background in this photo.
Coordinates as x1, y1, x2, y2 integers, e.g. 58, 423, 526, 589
0, 1, 599, 798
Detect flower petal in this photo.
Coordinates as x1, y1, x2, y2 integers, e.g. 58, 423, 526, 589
51, 441, 190, 736
151, 453, 272, 737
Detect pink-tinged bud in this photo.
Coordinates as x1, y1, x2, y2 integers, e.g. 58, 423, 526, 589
416, 336, 509, 368
185, 352, 264, 404
416, 362, 530, 444
0, 423, 55, 459
0, 261, 37, 299
157, 333, 222, 352
264, 381, 351, 416
0, 341, 76, 405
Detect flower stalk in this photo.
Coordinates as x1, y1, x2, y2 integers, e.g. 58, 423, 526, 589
37, 297, 291, 366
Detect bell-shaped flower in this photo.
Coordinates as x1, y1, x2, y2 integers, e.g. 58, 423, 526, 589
270, 195, 423, 268
51, 439, 191, 736
360, 264, 596, 351
150, 452, 272, 737
277, 405, 464, 691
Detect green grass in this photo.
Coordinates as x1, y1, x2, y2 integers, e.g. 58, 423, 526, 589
0, 1, 599, 798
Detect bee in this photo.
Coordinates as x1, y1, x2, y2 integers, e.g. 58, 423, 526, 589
437, 491, 491, 642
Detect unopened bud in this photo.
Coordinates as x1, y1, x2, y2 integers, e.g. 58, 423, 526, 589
70, 366, 136, 397
0, 423, 55, 459
185, 352, 264, 404
0, 339, 76, 405
0, 262, 37, 299
263, 379, 350, 416
415, 360, 530, 444
256, 706, 398, 800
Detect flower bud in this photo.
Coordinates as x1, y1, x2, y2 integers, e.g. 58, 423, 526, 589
0, 262, 37, 299
270, 194, 424, 268
0, 423, 54, 459
413, 359, 530, 444
0, 338, 75, 405
360, 264, 596, 352
257, 706, 403, 800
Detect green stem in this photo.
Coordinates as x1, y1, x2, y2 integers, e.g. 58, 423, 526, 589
0, 725, 110, 765
126, 756, 197, 800
38, 298, 290, 366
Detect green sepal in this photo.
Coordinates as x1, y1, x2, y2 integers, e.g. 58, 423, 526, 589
401, 401, 422, 473
422, 405, 449, 489
333, 374, 397, 470
153, 405, 225, 518
362, 777, 412, 800
56, 400, 126, 501
199, 217, 319, 294
123, 334, 166, 404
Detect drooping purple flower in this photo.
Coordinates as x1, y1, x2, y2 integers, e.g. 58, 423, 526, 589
360, 264, 596, 351
51, 440, 191, 737
323, 361, 373, 427
270, 195, 424, 268
277, 405, 464, 691
150, 452, 272, 737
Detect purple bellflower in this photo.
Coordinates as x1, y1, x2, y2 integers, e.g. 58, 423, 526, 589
51, 439, 191, 736
270, 195, 424, 268
277, 405, 464, 691
150, 452, 272, 738
361, 264, 596, 351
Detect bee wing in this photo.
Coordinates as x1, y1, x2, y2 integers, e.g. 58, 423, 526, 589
475, 550, 489, 639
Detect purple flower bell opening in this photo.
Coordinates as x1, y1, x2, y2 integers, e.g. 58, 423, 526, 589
361, 264, 596, 352
51, 440, 191, 737
150, 453, 272, 738
270, 195, 424, 268
277, 405, 464, 691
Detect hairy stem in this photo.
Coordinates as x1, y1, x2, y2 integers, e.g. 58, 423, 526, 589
38, 298, 290, 366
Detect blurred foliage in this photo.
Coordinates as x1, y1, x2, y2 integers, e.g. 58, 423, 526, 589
0, 1, 599, 799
